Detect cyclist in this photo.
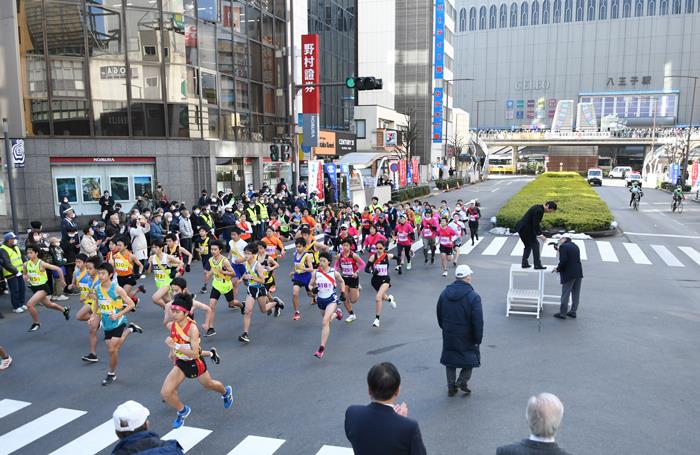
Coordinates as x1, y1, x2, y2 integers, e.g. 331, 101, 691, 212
629, 181, 643, 207
672, 185, 685, 210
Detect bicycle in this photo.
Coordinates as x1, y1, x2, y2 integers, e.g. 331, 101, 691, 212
672, 198, 684, 213
631, 193, 640, 211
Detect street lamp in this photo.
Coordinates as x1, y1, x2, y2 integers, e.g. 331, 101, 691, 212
475, 99, 497, 135
442, 78, 475, 162
665, 75, 698, 186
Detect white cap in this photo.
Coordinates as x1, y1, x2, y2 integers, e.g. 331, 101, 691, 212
455, 264, 474, 278
560, 233, 573, 239
468, 199, 476, 205
113, 400, 149, 432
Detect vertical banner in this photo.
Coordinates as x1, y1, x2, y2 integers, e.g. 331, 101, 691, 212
11, 139, 25, 168
432, 88, 444, 143
669, 163, 680, 184
406, 158, 413, 185
412, 158, 420, 184
692, 160, 699, 187
307, 160, 319, 198
324, 163, 338, 202
434, 0, 445, 80
398, 159, 407, 187
301, 34, 320, 148
341, 164, 351, 201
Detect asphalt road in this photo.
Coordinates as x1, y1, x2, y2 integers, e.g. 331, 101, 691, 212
1, 176, 699, 455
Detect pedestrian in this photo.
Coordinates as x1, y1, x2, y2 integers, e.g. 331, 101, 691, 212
438, 166, 444, 180
59, 195, 72, 216
448, 166, 455, 178
514, 201, 557, 269
111, 400, 185, 455
553, 234, 583, 320
80, 226, 100, 257
0, 232, 27, 314
345, 362, 427, 455
436, 264, 483, 397
496, 393, 571, 455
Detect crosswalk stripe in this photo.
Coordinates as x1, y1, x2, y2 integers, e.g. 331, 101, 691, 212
315, 446, 354, 455
596, 241, 619, 262
482, 237, 508, 255
679, 246, 700, 266
541, 242, 558, 258
651, 245, 684, 267
48, 420, 117, 455
161, 426, 212, 453
458, 237, 482, 255
572, 240, 588, 260
0, 399, 31, 419
226, 435, 285, 454
623, 243, 652, 265
510, 240, 524, 256
0, 408, 86, 455
410, 239, 424, 253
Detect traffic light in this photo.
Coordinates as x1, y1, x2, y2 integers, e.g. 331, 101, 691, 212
269, 144, 279, 161
345, 76, 383, 91
280, 144, 290, 162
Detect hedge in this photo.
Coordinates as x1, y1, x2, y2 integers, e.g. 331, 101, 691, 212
435, 178, 467, 190
496, 172, 614, 233
658, 182, 691, 192
393, 184, 431, 201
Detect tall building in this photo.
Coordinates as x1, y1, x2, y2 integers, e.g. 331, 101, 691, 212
0, 0, 290, 228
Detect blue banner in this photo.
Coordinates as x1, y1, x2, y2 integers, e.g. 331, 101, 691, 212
434, 0, 445, 80
325, 163, 339, 202
432, 87, 444, 143
341, 164, 351, 201
670, 163, 680, 183
406, 158, 413, 185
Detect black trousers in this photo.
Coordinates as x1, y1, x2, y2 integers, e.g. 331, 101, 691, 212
519, 234, 542, 267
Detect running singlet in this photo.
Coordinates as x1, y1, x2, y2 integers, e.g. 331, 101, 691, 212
262, 237, 280, 258
152, 254, 172, 288
26, 260, 48, 286
395, 223, 413, 245
74, 269, 96, 307
372, 253, 389, 277
338, 254, 358, 277
112, 251, 134, 277
244, 261, 262, 288
198, 237, 210, 255
438, 227, 457, 247
171, 318, 197, 361
209, 256, 233, 293
305, 241, 319, 266
293, 252, 312, 282
421, 220, 437, 239
96, 282, 126, 331
315, 269, 336, 299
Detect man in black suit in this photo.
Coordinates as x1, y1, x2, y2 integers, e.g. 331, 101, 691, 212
553, 234, 583, 319
514, 201, 557, 269
345, 362, 426, 455
497, 393, 571, 455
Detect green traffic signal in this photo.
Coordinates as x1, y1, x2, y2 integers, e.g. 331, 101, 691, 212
345, 77, 357, 89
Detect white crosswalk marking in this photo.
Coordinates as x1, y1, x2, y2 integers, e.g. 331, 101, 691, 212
651, 245, 684, 267
623, 243, 652, 265
596, 241, 619, 262
458, 237, 482, 255
510, 240, 524, 256
226, 435, 285, 454
679, 247, 700, 266
49, 420, 117, 455
572, 240, 588, 260
541, 241, 558, 258
161, 426, 212, 453
482, 237, 508, 255
0, 399, 30, 419
316, 446, 354, 455
0, 408, 86, 455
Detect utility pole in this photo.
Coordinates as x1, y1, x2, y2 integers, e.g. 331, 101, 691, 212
2, 118, 19, 235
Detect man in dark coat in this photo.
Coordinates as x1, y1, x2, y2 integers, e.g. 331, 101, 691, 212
553, 234, 583, 319
111, 400, 184, 455
437, 264, 484, 397
514, 201, 557, 269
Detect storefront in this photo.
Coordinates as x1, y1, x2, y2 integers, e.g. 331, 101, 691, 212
50, 157, 156, 216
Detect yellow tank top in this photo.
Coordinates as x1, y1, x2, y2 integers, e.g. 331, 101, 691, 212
26, 259, 47, 286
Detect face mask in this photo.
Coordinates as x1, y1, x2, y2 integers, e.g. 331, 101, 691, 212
194, 210, 201, 215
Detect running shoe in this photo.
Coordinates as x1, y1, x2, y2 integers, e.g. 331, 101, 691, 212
0, 356, 12, 370
13, 307, 24, 314
397, 265, 402, 275
137, 284, 146, 294
200, 285, 207, 293
388, 295, 397, 308
28, 323, 40, 332
81, 353, 99, 363
21, 305, 27, 310
314, 348, 325, 359
238, 333, 250, 343
223, 386, 233, 409
205, 327, 216, 337
358, 284, 363, 291
128, 322, 143, 334
345, 313, 357, 323
273, 296, 285, 310
61, 306, 71, 320
424, 257, 429, 264
335, 308, 343, 320
210, 347, 220, 365
406, 262, 412, 271
372, 318, 381, 328
172, 405, 191, 429
442, 271, 448, 277
293, 311, 301, 321
139, 274, 146, 279
54, 294, 69, 301
101, 373, 117, 386
453, 261, 457, 267
273, 306, 281, 318
394, 265, 401, 271
430, 256, 435, 264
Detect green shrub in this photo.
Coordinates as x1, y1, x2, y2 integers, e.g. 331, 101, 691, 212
496, 172, 614, 233
659, 182, 691, 192
434, 178, 466, 190
393, 184, 430, 201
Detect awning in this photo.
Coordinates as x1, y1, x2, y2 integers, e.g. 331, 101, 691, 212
337, 152, 389, 169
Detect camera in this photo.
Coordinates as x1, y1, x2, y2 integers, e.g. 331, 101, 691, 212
548, 241, 559, 250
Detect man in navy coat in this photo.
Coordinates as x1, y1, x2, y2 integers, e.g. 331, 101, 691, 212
345, 362, 426, 455
553, 233, 583, 319
514, 201, 557, 269
437, 264, 484, 397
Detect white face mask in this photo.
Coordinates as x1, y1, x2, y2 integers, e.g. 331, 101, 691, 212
194, 210, 201, 215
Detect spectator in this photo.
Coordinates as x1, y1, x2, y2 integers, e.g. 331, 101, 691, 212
155, 182, 169, 208
276, 178, 287, 194
129, 216, 150, 269
179, 208, 194, 253
59, 195, 72, 216
437, 264, 483, 396
111, 400, 184, 455
514, 201, 557, 270
438, 166, 444, 180
0, 232, 26, 314
60, 227, 80, 285
197, 189, 210, 208
61, 208, 79, 240
99, 190, 114, 220
150, 213, 165, 243
553, 234, 583, 320
448, 166, 455, 178
113, 203, 127, 225
496, 393, 571, 455
345, 362, 427, 455
47, 237, 69, 299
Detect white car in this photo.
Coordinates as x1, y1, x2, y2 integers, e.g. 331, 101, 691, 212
626, 172, 642, 187
609, 166, 632, 179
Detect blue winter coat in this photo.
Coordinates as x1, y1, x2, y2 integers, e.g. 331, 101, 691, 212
436, 280, 484, 368
111, 431, 184, 454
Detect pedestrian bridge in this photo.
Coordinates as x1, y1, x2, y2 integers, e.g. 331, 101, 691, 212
479, 131, 700, 150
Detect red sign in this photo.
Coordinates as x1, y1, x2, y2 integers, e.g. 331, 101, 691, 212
399, 159, 407, 186
411, 158, 419, 184
692, 160, 699, 187
301, 34, 320, 114
50, 157, 156, 164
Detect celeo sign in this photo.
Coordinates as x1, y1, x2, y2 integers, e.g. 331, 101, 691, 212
301, 34, 320, 148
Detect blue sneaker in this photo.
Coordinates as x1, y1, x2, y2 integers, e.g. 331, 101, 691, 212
172, 405, 191, 429
223, 386, 233, 409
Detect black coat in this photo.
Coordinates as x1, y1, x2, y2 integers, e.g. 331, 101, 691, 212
497, 439, 572, 455
556, 240, 583, 284
345, 402, 426, 455
437, 280, 484, 368
514, 204, 545, 239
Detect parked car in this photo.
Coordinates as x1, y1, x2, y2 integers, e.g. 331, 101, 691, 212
586, 168, 603, 186
625, 172, 642, 187
609, 166, 632, 179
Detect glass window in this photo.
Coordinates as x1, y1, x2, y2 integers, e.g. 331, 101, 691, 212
28, 99, 51, 135
45, 1, 86, 57
217, 29, 234, 75
479, 6, 487, 28
235, 112, 250, 140
263, 87, 275, 114
110, 177, 130, 201
236, 80, 249, 111
588, 0, 596, 19
131, 63, 163, 100
81, 177, 102, 203
249, 41, 262, 82
521, 2, 529, 24
262, 46, 275, 85
250, 82, 263, 113
25, 56, 48, 98
274, 0, 285, 18
201, 71, 218, 105
635, 0, 644, 14
532, 0, 540, 23
274, 19, 285, 49
247, 6, 261, 41
489, 5, 497, 27
672, 0, 681, 12
600, 0, 608, 17
205, 107, 219, 138
50, 59, 86, 98
510, 3, 518, 26
576, 0, 584, 18
56, 177, 78, 203
500, 4, 508, 26
134, 176, 153, 198
51, 99, 91, 135
623, 0, 632, 15
199, 0, 218, 21
126, 9, 161, 63
221, 75, 235, 109
199, 22, 216, 70
184, 0, 196, 17
542, 0, 550, 22
187, 66, 200, 98
554, 0, 562, 21
565, 0, 573, 20
131, 103, 166, 136
94, 101, 129, 136
163, 12, 186, 64
167, 103, 190, 137
611, 0, 619, 17
459, 7, 467, 31
165, 64, 188, 102
660, 0, 668, 13
232, 1, 246, 34
221, 110, 235, 140
685, 0, 694, 13
233, 35, 249, 78
22, 0, 45, 56
185, 16, 198, 64
648, 0, 656, 14
355, 119, 366, 138
262, 14, 273, 46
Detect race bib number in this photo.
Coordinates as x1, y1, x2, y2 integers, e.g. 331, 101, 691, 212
155, 269, 168, 281
266, 245, 276, 255
374, 264, 388, 276
28, 272, 41, 285
398, 233, 408, 242
440, 236, 451, 246
422, 228, 433, 238
469, 215, 478, 222
341, 263, 354, 275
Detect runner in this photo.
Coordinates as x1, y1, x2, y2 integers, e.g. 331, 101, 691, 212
255, 241, 284, 315
161, 293, 232, 429
108, 237, 145, 309
365, 240, 397, 328
206, 240, 242, 337
239, 244, 283, 343
92, 262, 143, 386
333, 224, 357, 253
193, 226, 214, 294
420, 208, 439, 264
73, 255, 101, 362
362, 225, 388, 258
466, 200, 481, 245
261, 227, 285, 261
165, 233, 193, 277
23, 245, 70, 332
448, 212, 466, 266
393, 214, 415, 275
0, 345, 11, 370
308, 252, 344, 359
163, 277, 212, 331
437, 218, 459, 277
334, 239, 365, 323
296, 227, 329, 269
228, 228, 248, 309
290, 238, 314, 321
147, 240, 184, 309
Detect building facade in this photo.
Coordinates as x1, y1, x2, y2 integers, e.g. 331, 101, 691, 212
453, 0, 700, 130
0, 0, 290, 229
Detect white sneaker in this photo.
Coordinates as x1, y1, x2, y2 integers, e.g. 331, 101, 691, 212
372, 318, 380, 328
442, 271, 448, 277
12, 307, 24, 314
55, 295, 69, 301
21, 305, 27, 310
0, 356, 11, 370
345, 313, 357, 323
388, 295, 397, 308
406, 262, 412, 270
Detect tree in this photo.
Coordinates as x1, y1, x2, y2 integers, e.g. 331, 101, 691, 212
447, 132, 467, 156
398, 108, 420, 161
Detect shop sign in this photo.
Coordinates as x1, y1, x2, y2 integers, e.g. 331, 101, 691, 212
313, 130, 336, 156
10, 139, 25, 168
50, 156, 156, 164
384, 130, 398, 147
434, 0, 445, 79
335, 132, 356, 154
99, 66, 137, 79
606, 76, 651, 87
